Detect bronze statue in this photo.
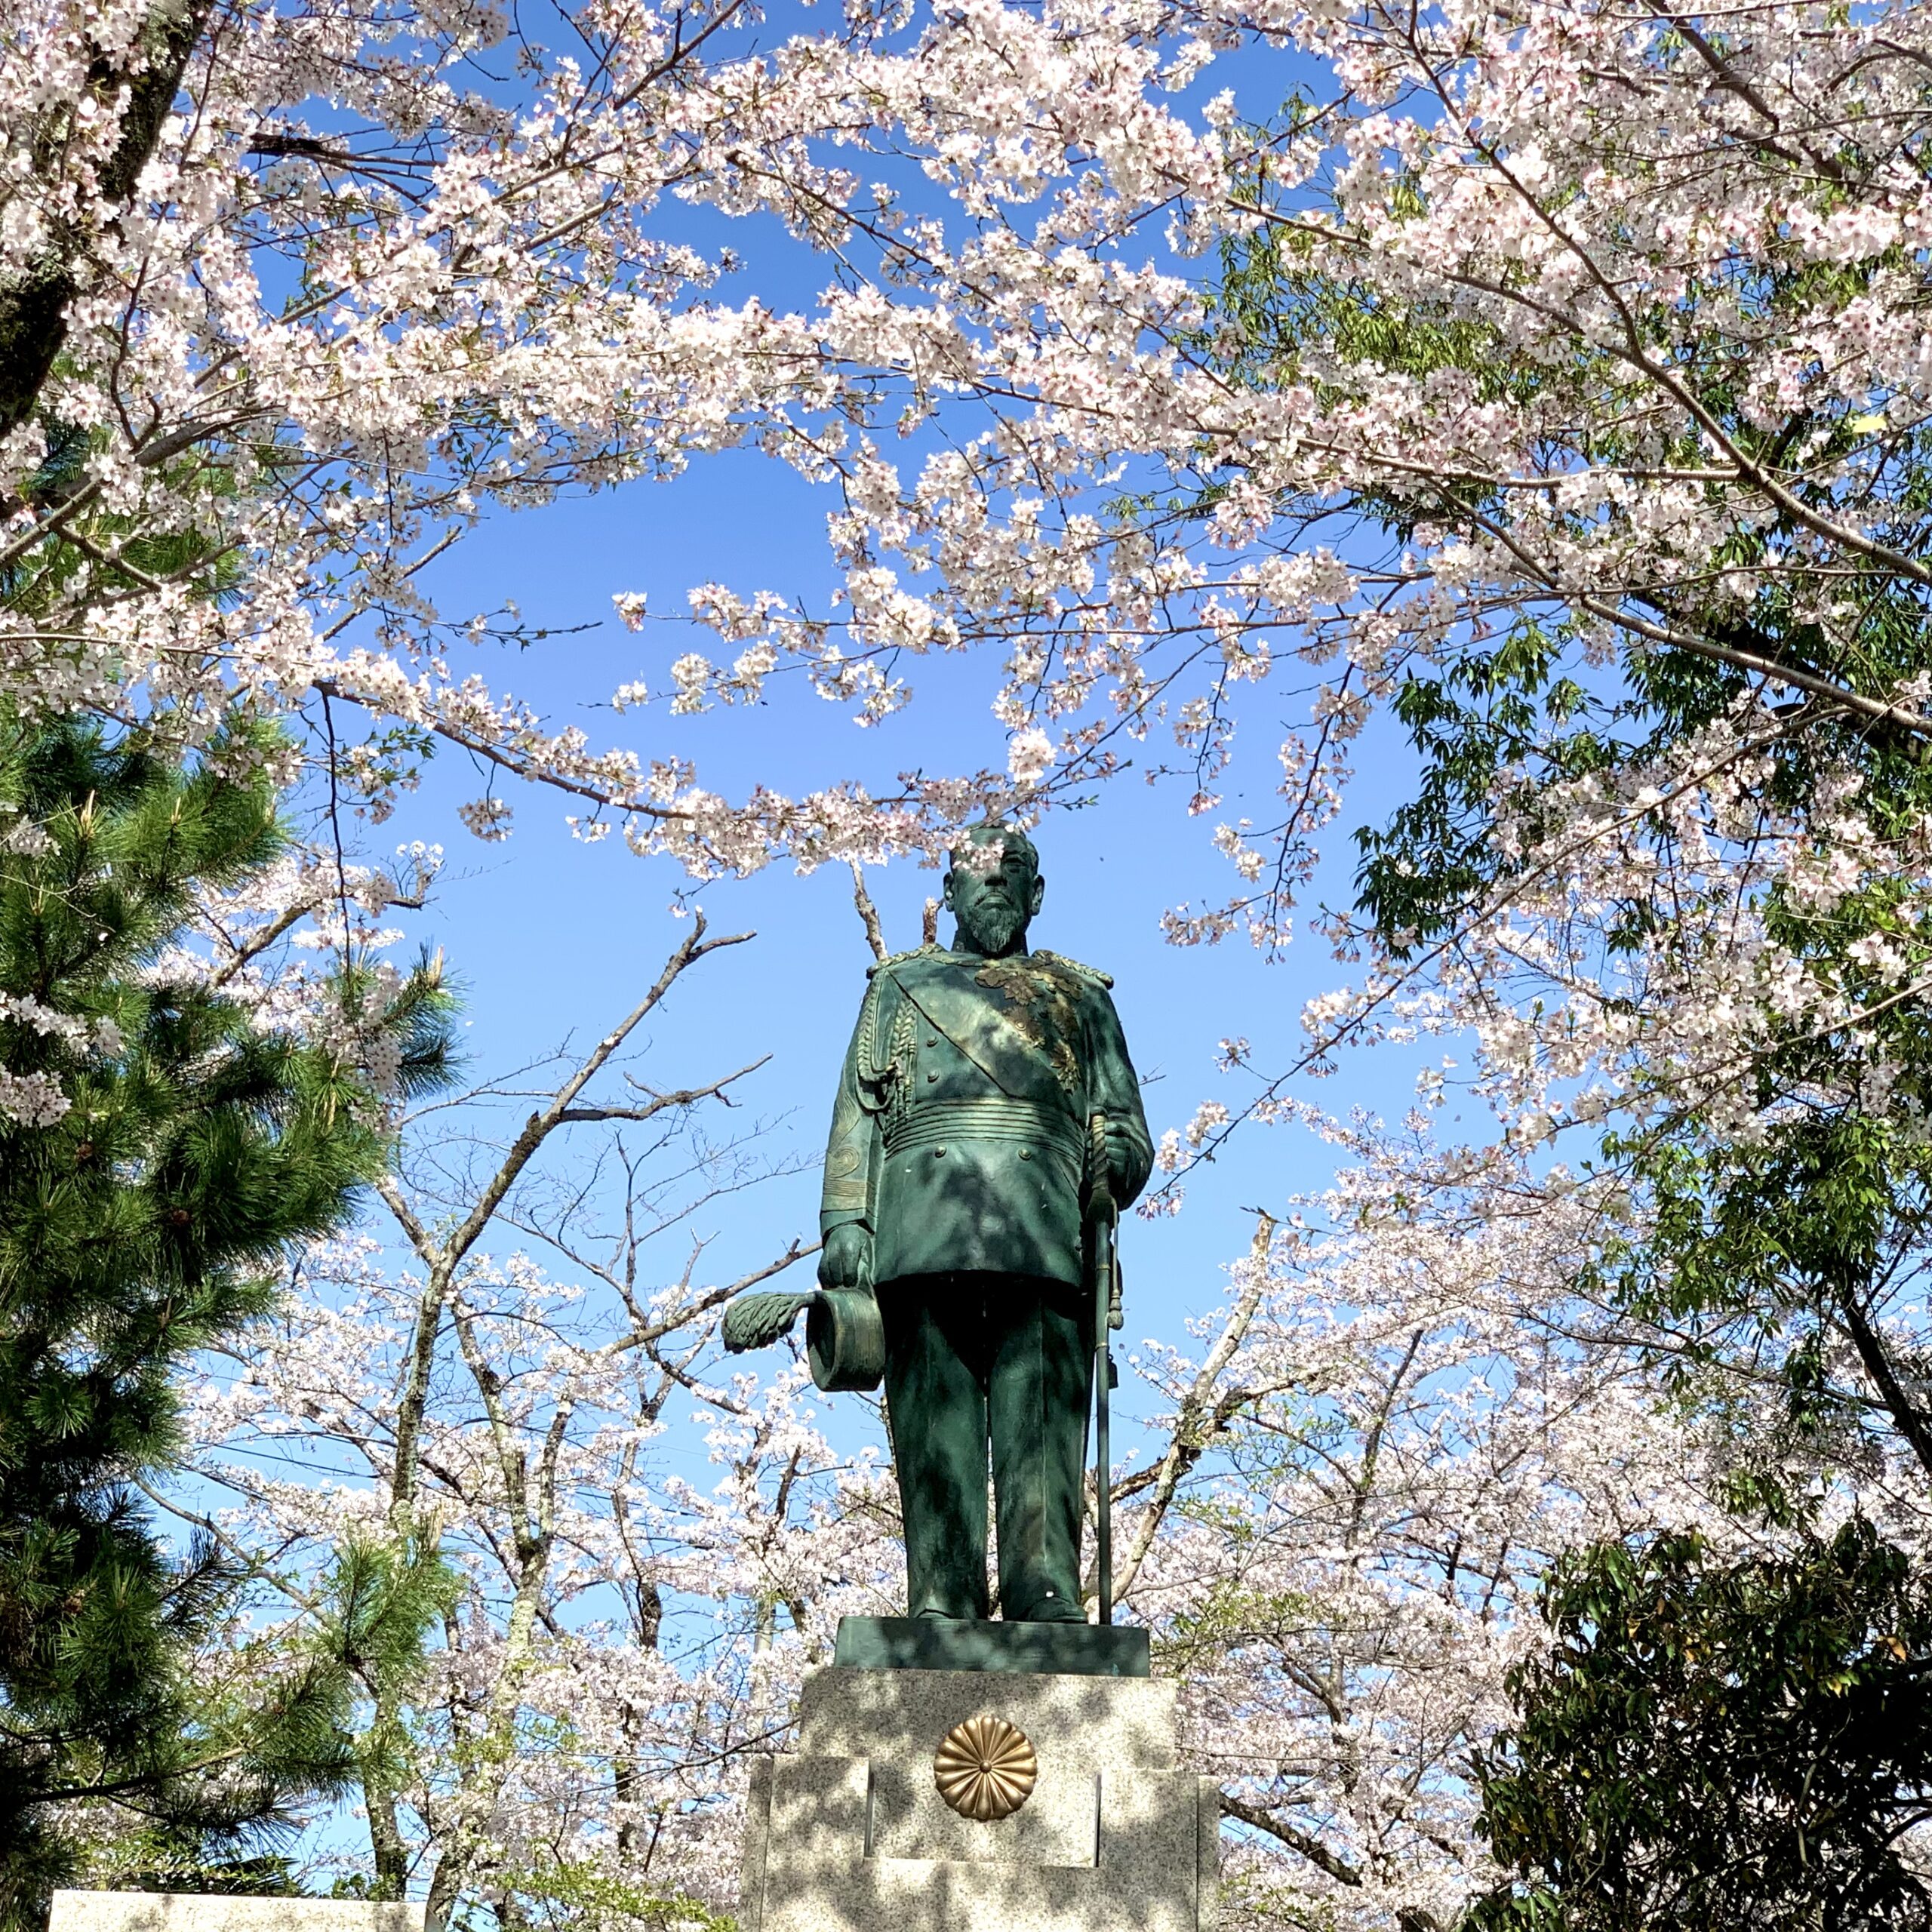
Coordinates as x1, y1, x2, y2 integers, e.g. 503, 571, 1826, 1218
724, 826, 1152, 1624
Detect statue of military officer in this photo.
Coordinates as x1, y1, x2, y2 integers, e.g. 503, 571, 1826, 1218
726, 826, 1152, 1624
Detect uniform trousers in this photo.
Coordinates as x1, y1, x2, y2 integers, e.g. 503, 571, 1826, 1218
879, 1269, 1091, 1623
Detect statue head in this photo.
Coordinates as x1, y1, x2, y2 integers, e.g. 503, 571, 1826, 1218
943, 824, 1043, 958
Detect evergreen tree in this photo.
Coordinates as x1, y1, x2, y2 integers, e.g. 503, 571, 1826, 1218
1471, 1521, 1932, 1931
0, 713, 453, 1918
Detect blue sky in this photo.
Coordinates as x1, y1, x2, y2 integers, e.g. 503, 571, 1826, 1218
319, 438, 1435, 1438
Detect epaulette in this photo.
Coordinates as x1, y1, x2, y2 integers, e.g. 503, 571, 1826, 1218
866, 943, 944, 977
1032, 949, 1114, 989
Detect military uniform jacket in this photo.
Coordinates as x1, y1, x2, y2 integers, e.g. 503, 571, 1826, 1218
820, 945, 1154, 1287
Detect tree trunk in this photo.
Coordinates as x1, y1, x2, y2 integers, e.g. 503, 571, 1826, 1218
365, 1775, 411, 1900
1837, 1281, 1932, 1484
0, 0, 214, 437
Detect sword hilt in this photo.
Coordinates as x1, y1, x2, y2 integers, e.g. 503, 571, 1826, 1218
1087, 1112, 1116, 1224
1088, 1115, 1124, 1330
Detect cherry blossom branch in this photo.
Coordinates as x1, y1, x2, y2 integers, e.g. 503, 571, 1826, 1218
1220, 1791, 1371, 1890
382, 913, 752, 1535
1109, 1213, 1274, 1604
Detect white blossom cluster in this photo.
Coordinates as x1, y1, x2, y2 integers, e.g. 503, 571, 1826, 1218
0, 989, 124, 1124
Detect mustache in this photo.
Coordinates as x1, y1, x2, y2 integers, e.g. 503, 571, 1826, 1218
958, 900, 1026, 950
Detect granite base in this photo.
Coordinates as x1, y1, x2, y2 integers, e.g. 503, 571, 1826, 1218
51, 1898, 423, 1932
741, 1664, 1217, 1932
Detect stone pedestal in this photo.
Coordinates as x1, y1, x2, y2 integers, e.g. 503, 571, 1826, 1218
741, 1631, 1217, 1932
51, 1897, 423, 1932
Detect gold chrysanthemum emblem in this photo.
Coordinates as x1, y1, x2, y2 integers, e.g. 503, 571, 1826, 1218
933, 1713, 1038, 1822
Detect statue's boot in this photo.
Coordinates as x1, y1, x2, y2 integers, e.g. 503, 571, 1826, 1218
881, 1271, 1092, 1624
1005, 1589, 1087, 1624
988, 1275, 1091, 1626
884, 1275, 993, 1621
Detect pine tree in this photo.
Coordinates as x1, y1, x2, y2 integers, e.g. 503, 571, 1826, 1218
0, 713, 454, 1918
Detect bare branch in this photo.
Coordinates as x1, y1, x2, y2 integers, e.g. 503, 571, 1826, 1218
385, 915, 752, 1534
1111, 1212, 1272, 1601
570, 1056, 771, 1124
849, 860, 888, 961
1220, 1792, 1364, 1888
608, 1239, 819, 1355
440, 914, 752, 1273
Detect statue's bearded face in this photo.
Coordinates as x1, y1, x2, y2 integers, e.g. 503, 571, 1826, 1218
945, 830, 1043, 957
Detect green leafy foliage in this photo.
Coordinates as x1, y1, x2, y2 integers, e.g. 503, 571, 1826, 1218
1350, 580, 1932, 964
0, 713, 455, 1920
1471, 1521, 1932, 1931
466, 1862, 739, 1932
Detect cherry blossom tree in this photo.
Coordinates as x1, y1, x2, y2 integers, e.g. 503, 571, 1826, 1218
13, 0, 1931, 1152
20, 2, 1932, 1920
165, 918, 865, 1918
1115, 1170, 1693, 1930
2, 0, 1076, 869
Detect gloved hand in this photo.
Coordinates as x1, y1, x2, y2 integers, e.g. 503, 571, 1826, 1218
819, 1221, 873, 1292
1097, 1113, 1140, 1199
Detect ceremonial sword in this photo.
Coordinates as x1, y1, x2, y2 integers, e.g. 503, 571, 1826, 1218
1087, 1113, 1122, 1626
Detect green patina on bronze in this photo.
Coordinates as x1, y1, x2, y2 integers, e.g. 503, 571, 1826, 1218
724, 826, 1152, 1628
832, 1614, 1151, 1677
